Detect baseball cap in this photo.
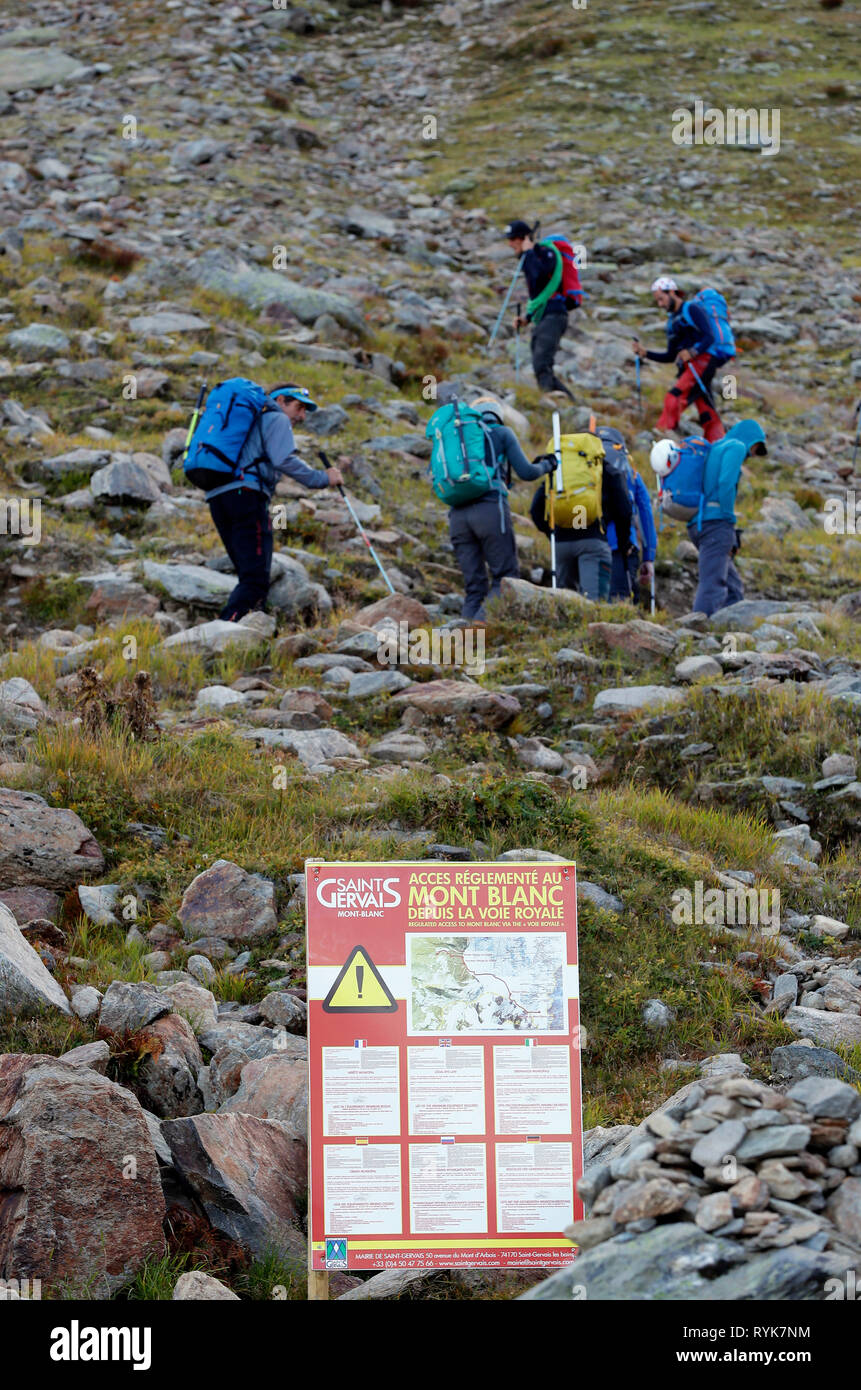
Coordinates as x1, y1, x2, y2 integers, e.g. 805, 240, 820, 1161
504, 220, 532, 240
269, 384, 319, 412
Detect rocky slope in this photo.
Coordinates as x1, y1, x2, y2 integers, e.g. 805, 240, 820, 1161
0, 0, 860, 1300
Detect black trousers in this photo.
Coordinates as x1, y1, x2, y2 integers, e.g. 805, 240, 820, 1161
208, 487, 273, 621
531, 311, 574, 396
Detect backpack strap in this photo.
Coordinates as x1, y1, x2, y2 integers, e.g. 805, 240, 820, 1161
526, 241, 564, 325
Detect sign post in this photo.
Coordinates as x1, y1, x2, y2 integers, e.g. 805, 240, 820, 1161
305, 860, 583, 1288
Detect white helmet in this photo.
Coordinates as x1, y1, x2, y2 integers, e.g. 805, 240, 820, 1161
650, 439, 679, 476
651, 275, 678, 294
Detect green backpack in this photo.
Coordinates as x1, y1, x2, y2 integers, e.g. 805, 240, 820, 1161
426, 401, 497, 506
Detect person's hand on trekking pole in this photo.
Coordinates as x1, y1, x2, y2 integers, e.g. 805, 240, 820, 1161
514, 313, 528, 331
631, 338, 646, 359
639, 561, 654, 585
325, 466, 344, 486
676, 348, 692, 365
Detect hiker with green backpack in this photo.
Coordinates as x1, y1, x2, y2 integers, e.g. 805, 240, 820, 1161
528, 419, 633, 600
183, 379, 343, 621
426, 388, 556, 621
505, 220, 581, 403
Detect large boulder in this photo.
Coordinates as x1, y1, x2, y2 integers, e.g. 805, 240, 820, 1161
98, 980, 171, 1036
250, 726, 363, 769
178, 860, 278, 944
161, 620, 266, 656
0, 48, 87, 93
355, 594, 432, 628
0, 678, 46, 731
0, 1054, 165, 1295
4, 323, 70, 359
267, 556, 332, 621
188, 249, 364, 333
391, 679, 520, 729
173, 1270, 240, 1300
587, 620, 677, 659
90, 459, 163, 507
708, 601, 816, 631
499, 576, 589, 617
143, 561, 233, 607
593, 685, 686, 714
218, 1052, 308, 1140
161, 1112, 306, 1257
0, 903, 71, 1020
784, 1006, 861, 1049
135, 1014, 204, 1119
0, 790, 103, 890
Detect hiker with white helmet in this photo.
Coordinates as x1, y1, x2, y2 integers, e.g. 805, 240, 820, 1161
426, 388, 556, 620
651, 420, 767, 616
634, 276, 733, 443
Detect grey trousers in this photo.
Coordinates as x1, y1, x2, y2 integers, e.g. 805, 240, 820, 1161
449, 494, 518, 619
556, 537, 612, 600
687, 520, 744, 616
531, 312, 573, 396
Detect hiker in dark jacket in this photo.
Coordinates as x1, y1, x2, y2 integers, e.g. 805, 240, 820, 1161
208, 383, 343, 621
529, 461, 633, 600
633, 276, 726, 442
505, 220, 576, 403
444, 392, 555, 620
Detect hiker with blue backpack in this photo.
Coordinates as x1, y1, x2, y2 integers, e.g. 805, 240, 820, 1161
633, 276, 735, 443
651, 420, 767, 617
426, 389, 556, 621
596, 426, 658, 606
184, 379, 343, 621
505, 220, 582, 403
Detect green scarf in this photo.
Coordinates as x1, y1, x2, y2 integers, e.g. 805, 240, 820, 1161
526, 240, 563, 325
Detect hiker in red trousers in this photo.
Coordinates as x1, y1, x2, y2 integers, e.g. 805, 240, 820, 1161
633, 276, 734, 443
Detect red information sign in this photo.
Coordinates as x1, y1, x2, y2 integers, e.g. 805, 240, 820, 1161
306, 860, 583, 1272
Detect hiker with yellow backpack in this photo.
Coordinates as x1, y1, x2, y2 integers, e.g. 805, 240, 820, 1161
529, 414, 633, 599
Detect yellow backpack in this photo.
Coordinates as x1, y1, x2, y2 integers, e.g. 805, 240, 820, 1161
543, 432, 604, 529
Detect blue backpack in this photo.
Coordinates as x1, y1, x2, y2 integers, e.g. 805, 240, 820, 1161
426, 401, 497, 506
659, 436, 712, 524
183, 378, 274, 497
679, 288, 735, 364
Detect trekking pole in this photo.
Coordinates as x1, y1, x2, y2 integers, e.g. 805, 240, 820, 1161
551, 410, 563, 591
650, 569, 656, 617
852, 400, 861, 473
319, 452, 395, 595
515, 301, 521, 380
635, 354, 642, 416
687, 358, 716, 409
487, 256, 525, 353
182, 381, 207, 463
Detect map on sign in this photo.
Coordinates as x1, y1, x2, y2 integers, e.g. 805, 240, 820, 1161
407, 932, 567, 1035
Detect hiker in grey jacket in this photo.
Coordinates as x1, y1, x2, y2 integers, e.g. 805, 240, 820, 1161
446, 393, 555, 620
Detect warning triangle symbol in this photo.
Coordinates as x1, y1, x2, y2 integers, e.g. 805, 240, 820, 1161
322, 945, 398, 1013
